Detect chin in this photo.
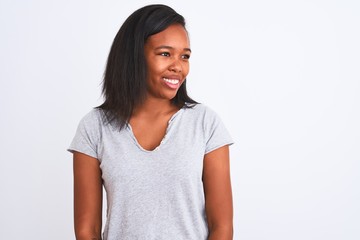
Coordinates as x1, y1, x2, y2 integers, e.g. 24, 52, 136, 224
161, 90, 179, 100
163, 95, 177, 101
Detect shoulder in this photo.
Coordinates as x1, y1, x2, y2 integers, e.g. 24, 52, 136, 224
182, 103, 225, 133
184, 103, 220, 121
190, 105, 233, 153
69, 109, 105, 158
76, 108, 106, 132
80, 108, 104, 124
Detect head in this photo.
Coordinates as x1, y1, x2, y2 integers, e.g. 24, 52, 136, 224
144, 24, 191, 101
99, 4, 197, 128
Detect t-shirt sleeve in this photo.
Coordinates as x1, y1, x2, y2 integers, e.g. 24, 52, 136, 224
67, 110, 100, 159
204, 108, 234, 154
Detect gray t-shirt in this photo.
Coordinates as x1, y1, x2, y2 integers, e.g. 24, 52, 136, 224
68, 103, 233, 240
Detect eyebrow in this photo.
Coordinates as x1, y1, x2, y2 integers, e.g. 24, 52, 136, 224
154, 45, 191, 52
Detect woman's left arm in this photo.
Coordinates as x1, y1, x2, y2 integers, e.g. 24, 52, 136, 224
203, 145, 233, 240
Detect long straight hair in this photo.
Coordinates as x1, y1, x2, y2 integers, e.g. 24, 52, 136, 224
97, 4, 198, 129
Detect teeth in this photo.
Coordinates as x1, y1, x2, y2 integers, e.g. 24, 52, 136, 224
163, 78, 179, 84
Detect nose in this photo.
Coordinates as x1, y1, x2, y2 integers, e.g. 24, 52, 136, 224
169, 59, 182, 72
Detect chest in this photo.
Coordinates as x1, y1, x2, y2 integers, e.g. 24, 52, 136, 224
129, 119, 169, 151
98, 119, 206, 191
128, 108, 181, 151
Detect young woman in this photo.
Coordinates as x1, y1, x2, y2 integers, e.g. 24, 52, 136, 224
69, 4, 234, 240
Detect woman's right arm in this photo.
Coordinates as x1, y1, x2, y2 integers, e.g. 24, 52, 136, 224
73, 151, 103, 240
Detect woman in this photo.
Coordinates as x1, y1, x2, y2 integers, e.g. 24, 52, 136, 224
69, 4, 234, 240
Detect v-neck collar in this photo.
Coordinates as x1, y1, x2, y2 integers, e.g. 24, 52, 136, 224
126, 106, 185, 153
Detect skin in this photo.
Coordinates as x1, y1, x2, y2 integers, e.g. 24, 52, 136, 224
203, 146, 233, 239
73, 24, 233, 240
73, 152, 102, 240
130, 24, 191, 150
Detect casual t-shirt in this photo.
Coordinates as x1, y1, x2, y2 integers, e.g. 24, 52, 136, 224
68, 103, 233, 240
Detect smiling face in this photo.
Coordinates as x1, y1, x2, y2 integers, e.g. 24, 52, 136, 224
144, 24, 191, 101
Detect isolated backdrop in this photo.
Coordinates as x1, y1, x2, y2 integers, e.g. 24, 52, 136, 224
0, 0, 359, 239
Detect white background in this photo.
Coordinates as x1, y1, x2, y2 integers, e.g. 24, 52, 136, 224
1, 0, 359, 239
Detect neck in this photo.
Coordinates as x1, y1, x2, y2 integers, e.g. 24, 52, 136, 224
132, 97, 178, 117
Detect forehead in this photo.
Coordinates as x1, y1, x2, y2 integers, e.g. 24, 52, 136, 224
146, 24, 190, 48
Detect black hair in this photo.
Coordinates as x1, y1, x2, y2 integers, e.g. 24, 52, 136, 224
97, 4, 198, 129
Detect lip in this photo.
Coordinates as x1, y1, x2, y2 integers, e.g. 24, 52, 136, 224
162, 75, 182, 89
163, 75, 181, 81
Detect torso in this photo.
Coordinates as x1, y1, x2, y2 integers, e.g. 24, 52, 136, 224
69, 103, 233, 239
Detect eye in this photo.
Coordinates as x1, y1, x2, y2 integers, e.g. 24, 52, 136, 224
160, 52, 170, 57
182, 54, 190, 60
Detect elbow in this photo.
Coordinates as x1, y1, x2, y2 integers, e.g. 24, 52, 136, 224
208, 224, 233, 240
75, 228, 102, 240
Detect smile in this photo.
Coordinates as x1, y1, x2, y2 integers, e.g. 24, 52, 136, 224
162, 77, 180, 90
163, 78, 180, 84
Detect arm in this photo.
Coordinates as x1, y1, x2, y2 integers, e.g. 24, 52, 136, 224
73, 151, 103, 240
203, 145, 233, 240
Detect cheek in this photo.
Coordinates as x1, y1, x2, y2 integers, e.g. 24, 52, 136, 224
183, 63, 190, 77
146, 64, 159, 80
148, 60, 168, 75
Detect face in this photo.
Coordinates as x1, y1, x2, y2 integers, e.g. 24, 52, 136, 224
144, 24, 191, 101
